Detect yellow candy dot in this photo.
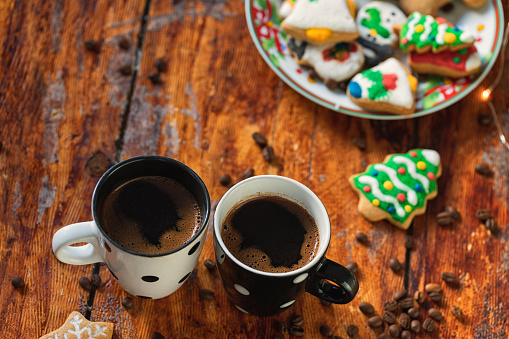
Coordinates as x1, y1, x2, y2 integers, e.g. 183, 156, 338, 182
306, 28, 333, 42
444, 79, 453, 85
383, 181, 394, 190
267, 21, 274, 28
444, 32, 457, 44
405, 205, 412, 213
373, 199, 380, 207
415, 24, 424, 33
369, 28, 378, 37
477, 24, 484, 32
417, 161, 426, 170
308, 76, 316, 83
407, 74, 418, 94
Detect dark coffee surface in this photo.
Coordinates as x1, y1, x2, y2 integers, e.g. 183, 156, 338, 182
99, 176, 201, 254
221, 195, 319, 273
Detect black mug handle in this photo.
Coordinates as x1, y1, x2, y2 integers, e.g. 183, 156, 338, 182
306, 258, 359, 304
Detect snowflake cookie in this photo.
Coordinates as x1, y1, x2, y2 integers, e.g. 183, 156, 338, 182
349, 149, 442, 230
40, 311, 113, 339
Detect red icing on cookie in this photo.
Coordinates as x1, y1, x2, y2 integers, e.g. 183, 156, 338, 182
363, 186, 371, 193
398, 167, 406, 175
382, 74, 398, 91
409, 46, 478, 72
397, 193, 406, 202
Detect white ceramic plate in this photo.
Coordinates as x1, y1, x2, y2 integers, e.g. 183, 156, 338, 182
246, 0, 505, 119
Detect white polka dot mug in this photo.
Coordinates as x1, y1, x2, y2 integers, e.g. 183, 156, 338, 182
213, 175, 358, 316
52, 156, 210, 299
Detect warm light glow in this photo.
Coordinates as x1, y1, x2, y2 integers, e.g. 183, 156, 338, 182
481, 89, 491, 101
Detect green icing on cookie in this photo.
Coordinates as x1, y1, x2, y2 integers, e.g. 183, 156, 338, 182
351, 149, 441, 224
362, 69, 389, 100
361, 8, 390, 39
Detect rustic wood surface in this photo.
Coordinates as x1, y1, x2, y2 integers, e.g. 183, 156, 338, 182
0, 0, 508, 338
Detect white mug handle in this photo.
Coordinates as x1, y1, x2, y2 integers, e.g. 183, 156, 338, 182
52, 221, 104, 265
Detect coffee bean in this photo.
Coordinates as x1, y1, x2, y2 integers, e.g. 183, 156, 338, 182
262, 146, 275, 162
154, 58, 168, 73
414, 291, 425, 304
118, 36, 130, 50
85, 151, 111, 177
91, 274, 101, 287
389, 258, 402, 272
478, 114, 492, 126
198, 289, 215, 300
428, 308, 443, 321
346, 325, 359, 337
425, 283, 441, 293
148, 73, 162, 85
352, 137, 367, 150
476, 209, 492, 221
320, 298, 332, 307
242, 168, 255, 180
429, 292, 441, 302
389, 324, 401, 338
475, 163, 493, 176
423, 318, 435, 332
84, 40, 100, 53
324, 78, 339, 91
334, 336, 344, 339
252, 132, 268, 148
122, 297, 134, 309
11, 277, 24, 288
404, 235, 414, 249
355, 232, 368, 244
79, 277, 92, 291
151, 332, 165, 339
378, 334, 390, 339
393, 289, 407, 301
451, 305, 464, 319
119, 64, 132, 76
441, 272, 457, 284
219, 174, 232, 186
346, 262, 358, 273
289, 326, 305, 337
401, 330, 412, 339
368, 316, 383, 328
359, 302, 375, 315
277, 321, 288, 334
383, 311, 397, 324
320, 324, 334, 337
399, 297, 415, 310
399, 313, 411, 329
485, 217, 498, 234
383, 300, 399, 312
444, 206, 461, 219
410, 320, 420, 333
291, 314, 304, 326
203, 259, 216, 270
407, 307, 420, 319
437, 211, 454, 225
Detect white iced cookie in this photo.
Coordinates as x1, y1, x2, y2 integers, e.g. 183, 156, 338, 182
278, 0, 295, 18
356, 1, 406, 47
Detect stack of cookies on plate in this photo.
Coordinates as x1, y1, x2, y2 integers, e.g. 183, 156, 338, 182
279, 0, 484, 115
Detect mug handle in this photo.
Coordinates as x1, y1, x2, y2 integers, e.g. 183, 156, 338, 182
306, 258, 359, 304
52, 222, 104, 265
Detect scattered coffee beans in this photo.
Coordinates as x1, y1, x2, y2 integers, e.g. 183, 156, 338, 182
378, 334, 390, 339
410, 320, 421, 333
476, 209, 492, 221
148, 73, 162, 85
475, 163, 493, 176
389, 258, 402, 272
241, 168, 255, 180
119, 64, 132, 76
11, 277, 24, 288
401, 330, 412, 339
477, 114, 492, 126
84, 40, 100, 53
118, 36, 130, 50
122, 297, 134, 309
291, 314, 304, 326
404, 235, 414, 249
352, 137, 367, 150
399, 313, 411, 329
324, 78, 339, 90
383, 311, 397, 324
320, 324, 334, 337
423, 318, 435, 332
277, 321, 288, 334
252, 132, 268, 148
79, 277, 92, 291
289, 326, 305, 337
198, 289, 215, 300
428, 308, 443, 321
383, 300, 399, 312
346, 325, 359, 337
389, 324, 401, 338
407, 307, 420, 319
359, 302, 375, 315
399, 297, 415, 310
437, 211, 454, 225
262, 146, 275, 162
203, 259, 216, 270
346, 262, 358, 273
451, 305, 464, 319
154, 58, 168, 73
425, 283, 441, 293
368, 316, 383, 328
219, 174, 232, 186
355, 232, 368, 244
334, 336, 344, 339
485, 217, 498, 234
444, 206, 460, 219
393, 289, 407, 301
441, 272, 457, 284
151, 332, 165, 339
91, 274, 101, 287
429, 292, 441, 302
414, 291, 425, 304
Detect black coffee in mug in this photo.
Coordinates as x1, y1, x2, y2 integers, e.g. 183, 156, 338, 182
99, 175, 202, 255
221, 195, 320, 273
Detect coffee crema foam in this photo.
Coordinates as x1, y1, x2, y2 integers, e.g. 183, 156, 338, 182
99, 176, 202, 255
221, 195, 320, 273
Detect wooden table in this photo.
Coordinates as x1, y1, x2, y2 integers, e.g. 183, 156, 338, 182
1, 0, 508, 338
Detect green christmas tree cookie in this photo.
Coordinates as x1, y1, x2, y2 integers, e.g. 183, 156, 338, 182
349, 149, 442, 229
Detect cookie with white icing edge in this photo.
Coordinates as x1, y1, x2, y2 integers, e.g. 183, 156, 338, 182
40, 311, 113, 339
349, 149, 442, 230
356, 1, 407, 47
281, 0, 358, 45
347, 57, 417, 115
278, 0, 295, 18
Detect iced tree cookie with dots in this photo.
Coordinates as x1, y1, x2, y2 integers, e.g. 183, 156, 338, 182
40, 311, 113, 339
408, 45, 481, 78
349, 149, 442, 230
287, 38, 365, 89
399, 0, 487, 17
281, 0, 358, 45
394, 13, 475, 54
347, 57, 417, 115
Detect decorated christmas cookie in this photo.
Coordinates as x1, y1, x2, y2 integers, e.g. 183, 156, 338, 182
288, 38, 365, 87
278, 0, 296, 18
40, 311, 113, 339
357, 1, 407, 47
281, 0, 358, 45
349, 149, 442, 230
399, 0, 487, 17
347, 57, 417, 115
395, 13, 475, 54
408, 45, 481, 78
